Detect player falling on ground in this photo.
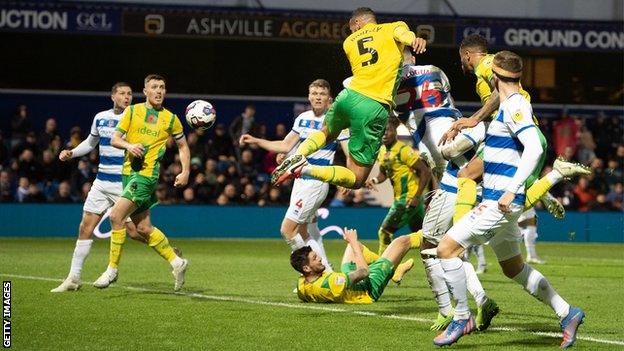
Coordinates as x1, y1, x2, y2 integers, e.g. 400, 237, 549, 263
272, 7, 427, 189
518, 208, 545, 264
291, 228, 420, 304
51, 83, 147, 292
93, 74, 190, 291
441, 34, 590, 225
433, 51, 584, 348
365, 118, 431, 257
240, 79, 348, 271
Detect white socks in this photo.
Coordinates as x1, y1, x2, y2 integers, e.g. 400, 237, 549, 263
423, 258, 452, 316
307, 223, 332, 272
546, 169, 564, 185
512, 264, 570, 319
463, 261, 487, 307
286, 233, 306, 251
170, 256, 184, 269
440, 257, 470, 320
522, 226, 539, 259
474, 245, 486, 268
68, 239, 93, 281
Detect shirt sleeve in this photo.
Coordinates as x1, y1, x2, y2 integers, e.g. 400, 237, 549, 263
329, 273, 349, 295
116, 107, 131, 134
171, 115, 184, 139
392, 21, 416, 46
291, 115, 302, 135
90, 115, 99, 137
504, 99, 535, 137
399, 145, 420, 167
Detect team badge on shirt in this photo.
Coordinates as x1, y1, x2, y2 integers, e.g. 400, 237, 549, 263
512, 110, 523, 122
335, 275, 345, 285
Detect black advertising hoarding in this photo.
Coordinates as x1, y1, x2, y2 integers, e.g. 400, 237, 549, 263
121, 9, 456, 46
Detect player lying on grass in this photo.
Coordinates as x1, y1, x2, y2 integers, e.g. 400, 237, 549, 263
291, 229, 421, 304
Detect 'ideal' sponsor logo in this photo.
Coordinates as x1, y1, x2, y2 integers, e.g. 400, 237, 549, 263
137, 126, 160, 137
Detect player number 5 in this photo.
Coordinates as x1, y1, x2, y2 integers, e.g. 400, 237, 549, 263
357, 37, 378, 67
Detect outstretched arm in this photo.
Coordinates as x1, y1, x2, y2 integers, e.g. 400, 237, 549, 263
59, 134, 99, 161
239, 131, 300, 154
343, 228, 369, 285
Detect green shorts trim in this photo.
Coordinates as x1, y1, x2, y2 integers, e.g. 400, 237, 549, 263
341, 257, 395, 301
381, 197, 425, 231
121, 173, 158, 215
325, 88, 389, 166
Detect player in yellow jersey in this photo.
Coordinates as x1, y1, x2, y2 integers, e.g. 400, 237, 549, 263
440, 34, 589, 225
272, 7, 427, 189
365, 118, 431, 255
291, 228, 421, 304
93, 74, 191, 292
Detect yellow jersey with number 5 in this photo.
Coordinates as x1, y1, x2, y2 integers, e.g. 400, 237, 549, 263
344, 21, 413, 108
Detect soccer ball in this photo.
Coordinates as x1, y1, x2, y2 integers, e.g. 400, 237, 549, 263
185, 100, 216, 130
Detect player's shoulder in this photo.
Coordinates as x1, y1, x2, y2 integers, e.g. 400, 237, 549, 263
296, 110, 315, 120
476, 55, 495, 76
503, 94, 532, 121
94, 109, 114, 120
383, 21, 408, 29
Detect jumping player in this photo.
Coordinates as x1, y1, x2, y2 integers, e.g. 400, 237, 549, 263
272, 7, 427, 189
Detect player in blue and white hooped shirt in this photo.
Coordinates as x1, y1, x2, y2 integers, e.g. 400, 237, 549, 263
51, 82, 145, 293
395, 48, 462, 179
240, 79, 348, 273
434, 51, 584, 348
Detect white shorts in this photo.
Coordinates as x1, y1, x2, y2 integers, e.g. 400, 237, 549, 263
447, 200, 524, 262
285, 178, 329, 224
422, 189, 456, 245
517, 208, 536, 222
83, 179, 123, 215
421, 117, 455, 175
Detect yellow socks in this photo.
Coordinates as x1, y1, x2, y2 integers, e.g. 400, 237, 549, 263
409, 230, 423, 249
295, 130, 327, 157
148, 227, 177, 263
362, 244, 381, 264
524, 176, 553, 209
454, 178, 477, 224
307, 165, 356, 188
378, 228, 394, 254
109, 228, 126, 269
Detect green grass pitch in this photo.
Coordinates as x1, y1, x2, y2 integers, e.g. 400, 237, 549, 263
1, 238, 623, 350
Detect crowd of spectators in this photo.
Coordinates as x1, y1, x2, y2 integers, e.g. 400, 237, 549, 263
0, 103, 622, 212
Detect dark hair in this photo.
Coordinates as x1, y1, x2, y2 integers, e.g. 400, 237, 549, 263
460, 34, 488, 53
309, 79, 331, 94
111, 82, 131, 94
351, 7, 376, 20
144, 74, 165, 86
290, 246, 313, 274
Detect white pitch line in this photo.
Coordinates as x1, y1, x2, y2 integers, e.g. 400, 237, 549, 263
4, 273, 624, 347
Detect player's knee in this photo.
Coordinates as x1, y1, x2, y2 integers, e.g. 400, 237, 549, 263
501, 262, 524, 279
136, 223, 154, 237
78, 219, 95, 239
109, 209, 126, 228
436, 238, 458, 259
